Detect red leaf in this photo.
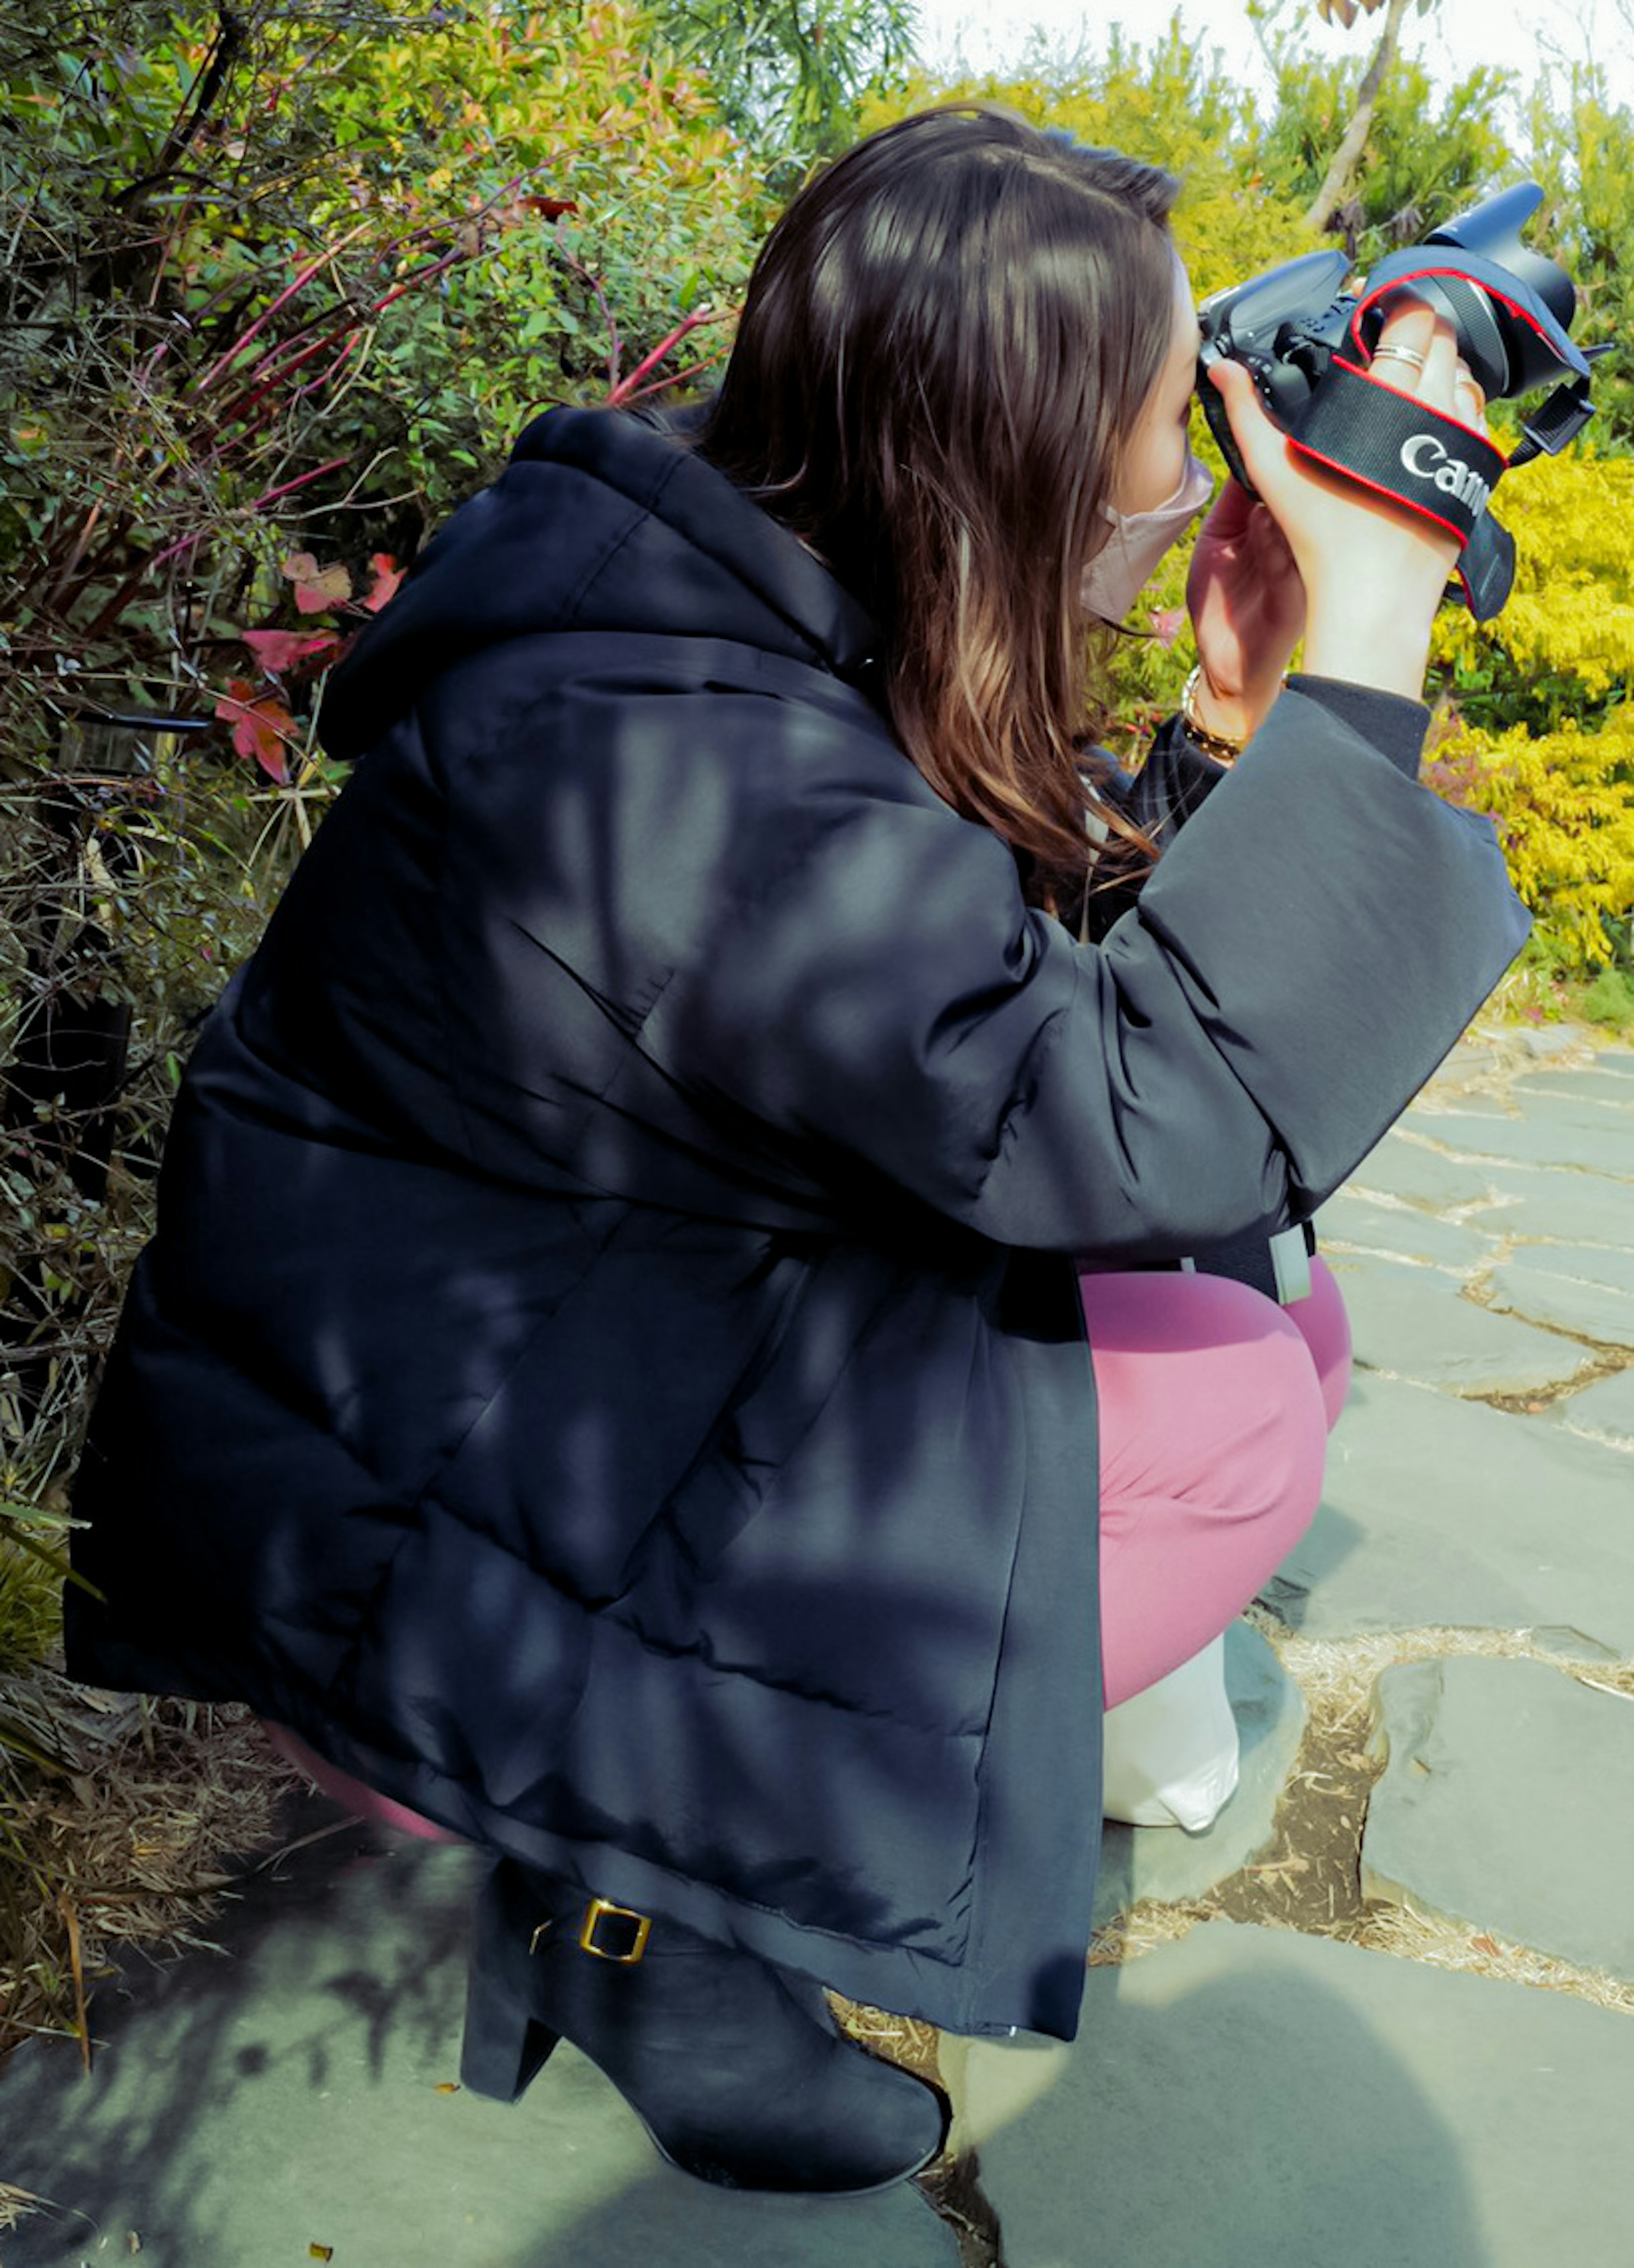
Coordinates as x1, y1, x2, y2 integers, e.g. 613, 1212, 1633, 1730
361, 553, 406, 613
281, 551, 352, 615
241, 629, 342, 675
215, 680, 294, 783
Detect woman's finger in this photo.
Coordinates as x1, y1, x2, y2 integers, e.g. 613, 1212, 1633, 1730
1371, 292, 1438, 378
1419, 312, 1460, 409
1206, 356, 1292, 497
1454, 358, 1487, 433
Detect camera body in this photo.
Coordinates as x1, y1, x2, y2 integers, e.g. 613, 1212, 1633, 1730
1194, 185, 1601, 618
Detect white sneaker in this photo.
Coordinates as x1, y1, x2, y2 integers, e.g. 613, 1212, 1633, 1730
1101, 1632, 1242, 1833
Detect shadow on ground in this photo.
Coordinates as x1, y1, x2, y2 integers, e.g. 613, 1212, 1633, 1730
0, 1793, 1514, 2268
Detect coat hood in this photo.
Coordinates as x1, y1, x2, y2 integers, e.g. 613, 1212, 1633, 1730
320, 407, 881, 761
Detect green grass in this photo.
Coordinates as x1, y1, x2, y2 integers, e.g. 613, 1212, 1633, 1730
1577, 967, 1634, 1034
1484, 932, 1634, 1042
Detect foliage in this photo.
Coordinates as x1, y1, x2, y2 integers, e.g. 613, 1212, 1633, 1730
1, 9, 769, 2041
659, 0, 920, 185
1, 1, 766, 728
1577, 966, 1634, 1031
1425, 710, 1634, 970
1520, 63, 1634, 460
290, 0, 767, 485
863, 18, 1315, 296
1432, 446, 1634, 729
1250, 41, 1515, 261
1418, 447, 1634, 970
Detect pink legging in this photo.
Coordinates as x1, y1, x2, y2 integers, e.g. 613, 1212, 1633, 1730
269, 1255, 1351, 1832
1086, 1254, 1351, 1709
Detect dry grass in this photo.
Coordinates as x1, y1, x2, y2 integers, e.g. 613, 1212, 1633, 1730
1, 1671, 300, 2237
0, 1672, 299, 2068
1355, 1900, 1634, 2014
1245, 1606, 1628, 1713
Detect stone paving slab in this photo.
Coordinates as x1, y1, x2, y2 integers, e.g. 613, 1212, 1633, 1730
1093, 1623, 1304, 1922
1512, 1087, 1634, 1130
1362, 1657, 1634, 1981
1511, 1026, 1604, 1062
1345, 1131, 1500, 1210
974, 1921, 1634, 2267
1325, 1251, 1592, 1394
1506, 1243, 1634, 1293
1265, 1373, 1634, 1653
1402, 1101, 1634, 1179
0, 1808, 955, 2268
1510, 1071, 1634, 1105
1467, 1160, 1634, 1248
1485, 1246, 1634, 1348
1313, 1192, 1497, 1272
1559, 1366, 1634, 1452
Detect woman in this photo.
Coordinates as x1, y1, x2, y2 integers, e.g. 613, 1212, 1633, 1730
67, 108, 1528, 2193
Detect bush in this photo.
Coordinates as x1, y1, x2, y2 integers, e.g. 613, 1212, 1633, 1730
0, 0, 769, 1522
1422, 446, 1634, 972
1426, 711, 1634, 970
1, 0, 768, 2072
1578, 965, 1634, 1030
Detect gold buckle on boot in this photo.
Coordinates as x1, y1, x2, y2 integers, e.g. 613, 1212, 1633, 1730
579, 1895, 651, 1964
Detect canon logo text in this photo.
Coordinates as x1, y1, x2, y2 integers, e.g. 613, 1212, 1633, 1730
1400, 435, 1492, 518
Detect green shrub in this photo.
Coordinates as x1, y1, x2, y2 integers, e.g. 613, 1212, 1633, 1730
1, 0, 777, 2084
1520, 64, 1634, 458
1251, 42, 1516, 258
1579, 966, 1634, 1030
863, 19, 1314, 295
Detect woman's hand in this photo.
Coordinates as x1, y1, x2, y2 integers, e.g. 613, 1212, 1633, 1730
1185, 480, 1305, 744
1206, 294, 1490, 703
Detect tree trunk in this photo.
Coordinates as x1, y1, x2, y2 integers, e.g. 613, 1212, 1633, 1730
1303, 0, 1416, 235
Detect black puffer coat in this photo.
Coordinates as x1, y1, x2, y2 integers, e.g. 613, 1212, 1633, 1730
67, 407, 1528, 2039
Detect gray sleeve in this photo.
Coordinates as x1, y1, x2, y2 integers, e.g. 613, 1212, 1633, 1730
659, 688, 1530, 1256
1084, 673, 1430, 941
1286, 673, 1428, 779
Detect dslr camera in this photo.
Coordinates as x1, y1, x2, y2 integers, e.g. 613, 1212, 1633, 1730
1195, 184, 1605, 618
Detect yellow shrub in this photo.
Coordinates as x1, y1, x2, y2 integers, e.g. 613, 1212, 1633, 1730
1432, 445, 1634, 701
1425, 712, 1634, 969
1425, 446, 1634, 969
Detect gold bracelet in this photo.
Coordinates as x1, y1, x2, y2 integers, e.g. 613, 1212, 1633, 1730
1180, 665, 1247, 767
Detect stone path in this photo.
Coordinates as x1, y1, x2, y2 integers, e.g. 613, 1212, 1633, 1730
2, 1028, 1631, 2267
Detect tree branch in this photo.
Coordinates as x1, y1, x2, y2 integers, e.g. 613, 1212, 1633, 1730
1303, 0, 1416, 234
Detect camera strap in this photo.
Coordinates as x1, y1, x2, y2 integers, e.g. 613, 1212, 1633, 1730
1286, 358, 1515, 619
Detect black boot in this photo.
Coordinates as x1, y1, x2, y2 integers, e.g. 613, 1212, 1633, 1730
460, 1859, 947, 2194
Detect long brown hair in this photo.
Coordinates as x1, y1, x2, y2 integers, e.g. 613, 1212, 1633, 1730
696, 105, 1180, 909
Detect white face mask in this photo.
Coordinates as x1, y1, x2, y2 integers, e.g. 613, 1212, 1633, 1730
1080, 449, 1214, 625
